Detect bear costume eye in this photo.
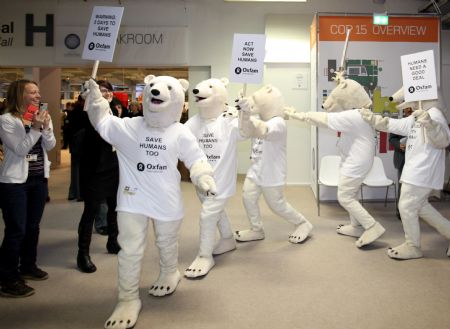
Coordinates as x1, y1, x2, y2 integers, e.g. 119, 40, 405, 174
168, 86, 172, 90
149, 83, 154, 87
209, 85, 213, 88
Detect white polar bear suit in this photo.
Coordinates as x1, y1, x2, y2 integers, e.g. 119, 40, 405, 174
235, 85, 313, 244
285, 73, 385, 248
184, 78, 246, 278
361, 87, 450, 259
83, 76, 216, 329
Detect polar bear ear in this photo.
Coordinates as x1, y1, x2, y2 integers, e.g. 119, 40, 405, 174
144, 75, 156, 84
220, 78, 229, 87
338, 81, 348, 89
178, 79, 189, 92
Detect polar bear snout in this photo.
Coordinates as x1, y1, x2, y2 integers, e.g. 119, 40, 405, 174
151, 89, 161, 96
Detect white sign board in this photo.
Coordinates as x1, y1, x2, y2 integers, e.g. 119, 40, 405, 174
82, 6, 124, 62
229, 34, 266, 84
401, 50, 438, 102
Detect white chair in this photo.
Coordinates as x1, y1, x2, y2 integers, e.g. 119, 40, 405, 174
361, 156, 397, 208
317, 155, 341, 216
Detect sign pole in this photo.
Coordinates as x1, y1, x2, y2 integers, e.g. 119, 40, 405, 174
339, 27, 352, 71
91, 60, 100, 79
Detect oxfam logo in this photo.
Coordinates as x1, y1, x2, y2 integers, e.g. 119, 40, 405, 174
137, 162, 145, 171
408, 86, 415, 94
235, 67, 242, 74
88, 42, 95, 50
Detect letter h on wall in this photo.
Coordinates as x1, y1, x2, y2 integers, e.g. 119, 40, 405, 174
25, 14, 54, 46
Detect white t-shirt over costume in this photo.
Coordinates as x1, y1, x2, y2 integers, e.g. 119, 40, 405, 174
327, 109, 376, 178
246, 116, 286, 187
95, 116, 207, 221
387, 107, 450, 190
185, 113, 244, 199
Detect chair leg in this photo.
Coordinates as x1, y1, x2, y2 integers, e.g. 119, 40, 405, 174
317, 184, 320, 216
394, 183, 397, 210
384, 186, 389, 207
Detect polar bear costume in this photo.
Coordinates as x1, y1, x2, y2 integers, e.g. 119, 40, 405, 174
184, 77, 246, 278
234, 85, 313, 244
83, 76, 216, 329
361, 87, 450, 259
285, 72, 386, 248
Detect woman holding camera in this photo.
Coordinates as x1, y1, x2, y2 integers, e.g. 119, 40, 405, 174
0, 79, 56, 298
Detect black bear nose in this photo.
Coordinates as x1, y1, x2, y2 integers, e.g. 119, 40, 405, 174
151, 89, 160, 96
193, 89, 199, 94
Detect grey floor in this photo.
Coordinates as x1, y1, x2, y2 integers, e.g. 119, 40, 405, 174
1, 150, 450, 329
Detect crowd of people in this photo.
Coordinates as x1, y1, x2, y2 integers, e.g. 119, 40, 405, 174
0, 80, 144, 297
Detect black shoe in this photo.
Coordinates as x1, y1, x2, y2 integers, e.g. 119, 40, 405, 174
0, 280, 35, 298
20, 267, 49, 281
77, 253, 97, 273
95, 226, 108, 236
106, 239, 121, 254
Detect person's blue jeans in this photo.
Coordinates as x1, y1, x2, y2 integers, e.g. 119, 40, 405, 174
0, 176, 48, 282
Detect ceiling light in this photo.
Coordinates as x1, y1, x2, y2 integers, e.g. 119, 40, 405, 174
225, 1, 307, 2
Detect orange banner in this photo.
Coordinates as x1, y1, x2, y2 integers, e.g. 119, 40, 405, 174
318, 16, 439, 42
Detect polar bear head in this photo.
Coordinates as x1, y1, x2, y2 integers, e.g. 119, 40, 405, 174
249, 84, 285, 121
390, 86, 446, 113
142, 75, 189, 128
192, 78, 229, 119
322, 72, 372, 112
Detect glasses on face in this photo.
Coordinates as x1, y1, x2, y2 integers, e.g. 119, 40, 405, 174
100, 88, 113, 94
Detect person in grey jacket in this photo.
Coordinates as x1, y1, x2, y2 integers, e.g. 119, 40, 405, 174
0, 79, 56, 298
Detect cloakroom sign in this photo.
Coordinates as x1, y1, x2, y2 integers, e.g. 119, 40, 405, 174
400, 50, 437, 102
82, 6, 124, 62
229, 33, 266, 84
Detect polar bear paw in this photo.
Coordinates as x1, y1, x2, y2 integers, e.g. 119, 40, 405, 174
148, 270, 181, 297
104, 299, 142, 329
213, 237, 237, 255
289, 221, 313, 244
336, 224, 364, 238
355, 222, 385, 248
387, 242, 423, 260
234, 229, 265, 242
184, 256, 215, 279
447, 242, 450, 257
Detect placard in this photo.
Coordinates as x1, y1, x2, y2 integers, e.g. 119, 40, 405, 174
82, 6, 124, 62
229, 33, 266, 84
401, 49, 437, 102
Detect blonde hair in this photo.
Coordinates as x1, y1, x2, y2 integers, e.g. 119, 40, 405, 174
2, 79, 38, 117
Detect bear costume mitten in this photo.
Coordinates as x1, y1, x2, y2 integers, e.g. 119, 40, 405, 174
359, 108, 390, 131
413, 109, 450, 149
82, 78, 111, 126
285, 107, 329, 128
190, 160, 217, 196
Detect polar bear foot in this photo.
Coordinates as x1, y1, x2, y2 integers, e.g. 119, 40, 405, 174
184, 256, 215, 279
212, 237, 237, 255
148, 270, 181, 297
447, 242, 450, 257
336, 224, 364, 238
289, 221, 313, 244
104, 299, 142, 329
234, 229, 265, 242
387, 242, 423, 260
355, 222, 385, 248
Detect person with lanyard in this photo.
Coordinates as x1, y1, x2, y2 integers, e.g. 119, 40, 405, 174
0, 79, 56, 298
